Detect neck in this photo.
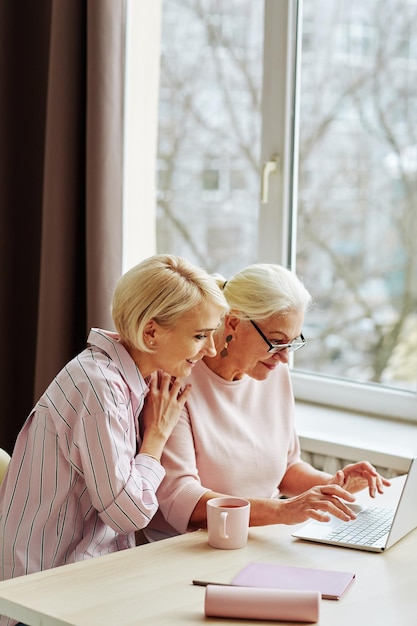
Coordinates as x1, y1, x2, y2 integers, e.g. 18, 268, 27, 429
202, 352, 245, 381
124, 344, 155, 379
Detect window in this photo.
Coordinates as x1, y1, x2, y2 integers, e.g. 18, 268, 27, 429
155, 0, 263, 274
292, 0, 417, 420
150, 0, 416, 421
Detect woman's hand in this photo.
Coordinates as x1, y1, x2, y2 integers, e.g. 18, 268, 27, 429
277, 484, 357, 525
140, 371, 191, 461
329, 461, 391, 497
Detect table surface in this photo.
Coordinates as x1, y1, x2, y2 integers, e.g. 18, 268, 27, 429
0, 475, 415, 626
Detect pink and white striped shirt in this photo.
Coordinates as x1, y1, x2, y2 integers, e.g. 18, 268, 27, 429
0, 328, 164, 625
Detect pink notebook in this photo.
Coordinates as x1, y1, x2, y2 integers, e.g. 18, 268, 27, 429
232, 562, 355, 600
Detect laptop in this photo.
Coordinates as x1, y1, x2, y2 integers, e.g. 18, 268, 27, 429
292, 457, 417, 552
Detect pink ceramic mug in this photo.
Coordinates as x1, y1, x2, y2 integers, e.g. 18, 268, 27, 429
206, 497, 250, 549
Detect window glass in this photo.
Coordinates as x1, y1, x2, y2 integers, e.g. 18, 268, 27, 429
155, 0, 416, 409
295, 0, 417, 395
156, 0, 264, 275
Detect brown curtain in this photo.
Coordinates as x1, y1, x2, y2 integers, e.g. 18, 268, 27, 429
0, 0, 125, 454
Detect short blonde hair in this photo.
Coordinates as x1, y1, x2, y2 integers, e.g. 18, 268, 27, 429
215, 263, 311, 320
112, 254, 228, 351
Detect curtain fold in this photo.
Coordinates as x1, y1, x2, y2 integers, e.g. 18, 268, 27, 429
0, 0, 125, 454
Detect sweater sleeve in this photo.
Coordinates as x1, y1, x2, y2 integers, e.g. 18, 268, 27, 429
156, 406, 209, 534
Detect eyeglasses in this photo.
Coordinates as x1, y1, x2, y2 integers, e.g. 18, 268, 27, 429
249, 320, 306, 354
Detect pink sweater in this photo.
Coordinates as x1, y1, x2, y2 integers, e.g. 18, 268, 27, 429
146, 359, 300, 540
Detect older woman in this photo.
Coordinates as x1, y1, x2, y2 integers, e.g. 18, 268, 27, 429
145, 263, 390, 541
0, 254, 227, 622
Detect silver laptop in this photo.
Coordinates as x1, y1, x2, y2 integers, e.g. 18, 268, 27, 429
292, 457, 417, 552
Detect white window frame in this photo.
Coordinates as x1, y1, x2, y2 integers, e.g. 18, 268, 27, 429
122, 0, 161, 271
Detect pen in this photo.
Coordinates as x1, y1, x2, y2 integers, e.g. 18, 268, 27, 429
192, 580, 234, 587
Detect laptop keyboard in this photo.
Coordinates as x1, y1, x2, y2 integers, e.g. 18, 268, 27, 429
324, 507, 394, 546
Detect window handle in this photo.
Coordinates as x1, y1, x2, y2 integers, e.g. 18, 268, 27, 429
260, 156, 279, 204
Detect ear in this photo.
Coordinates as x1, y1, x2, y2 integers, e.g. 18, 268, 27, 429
225, 314, 241, 333
143, 319, 158, 344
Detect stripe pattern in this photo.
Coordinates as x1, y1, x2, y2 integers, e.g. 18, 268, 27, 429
0, 328, 164, 624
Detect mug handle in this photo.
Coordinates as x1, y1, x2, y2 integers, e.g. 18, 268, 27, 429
219, 511, 229, 539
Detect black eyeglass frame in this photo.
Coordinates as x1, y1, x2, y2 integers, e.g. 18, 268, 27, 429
249, 320, 306, 354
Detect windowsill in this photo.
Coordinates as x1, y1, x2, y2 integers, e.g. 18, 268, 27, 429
295, 401, 417, 473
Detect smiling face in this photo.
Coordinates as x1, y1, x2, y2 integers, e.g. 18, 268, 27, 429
140, 301, 224, 379
209, 308, 305, 381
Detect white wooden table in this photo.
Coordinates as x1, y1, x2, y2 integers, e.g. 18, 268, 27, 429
0, 475, 415, 625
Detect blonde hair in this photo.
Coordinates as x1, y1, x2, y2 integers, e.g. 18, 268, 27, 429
215, 263, 311, 321
112, 254, 228, 351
